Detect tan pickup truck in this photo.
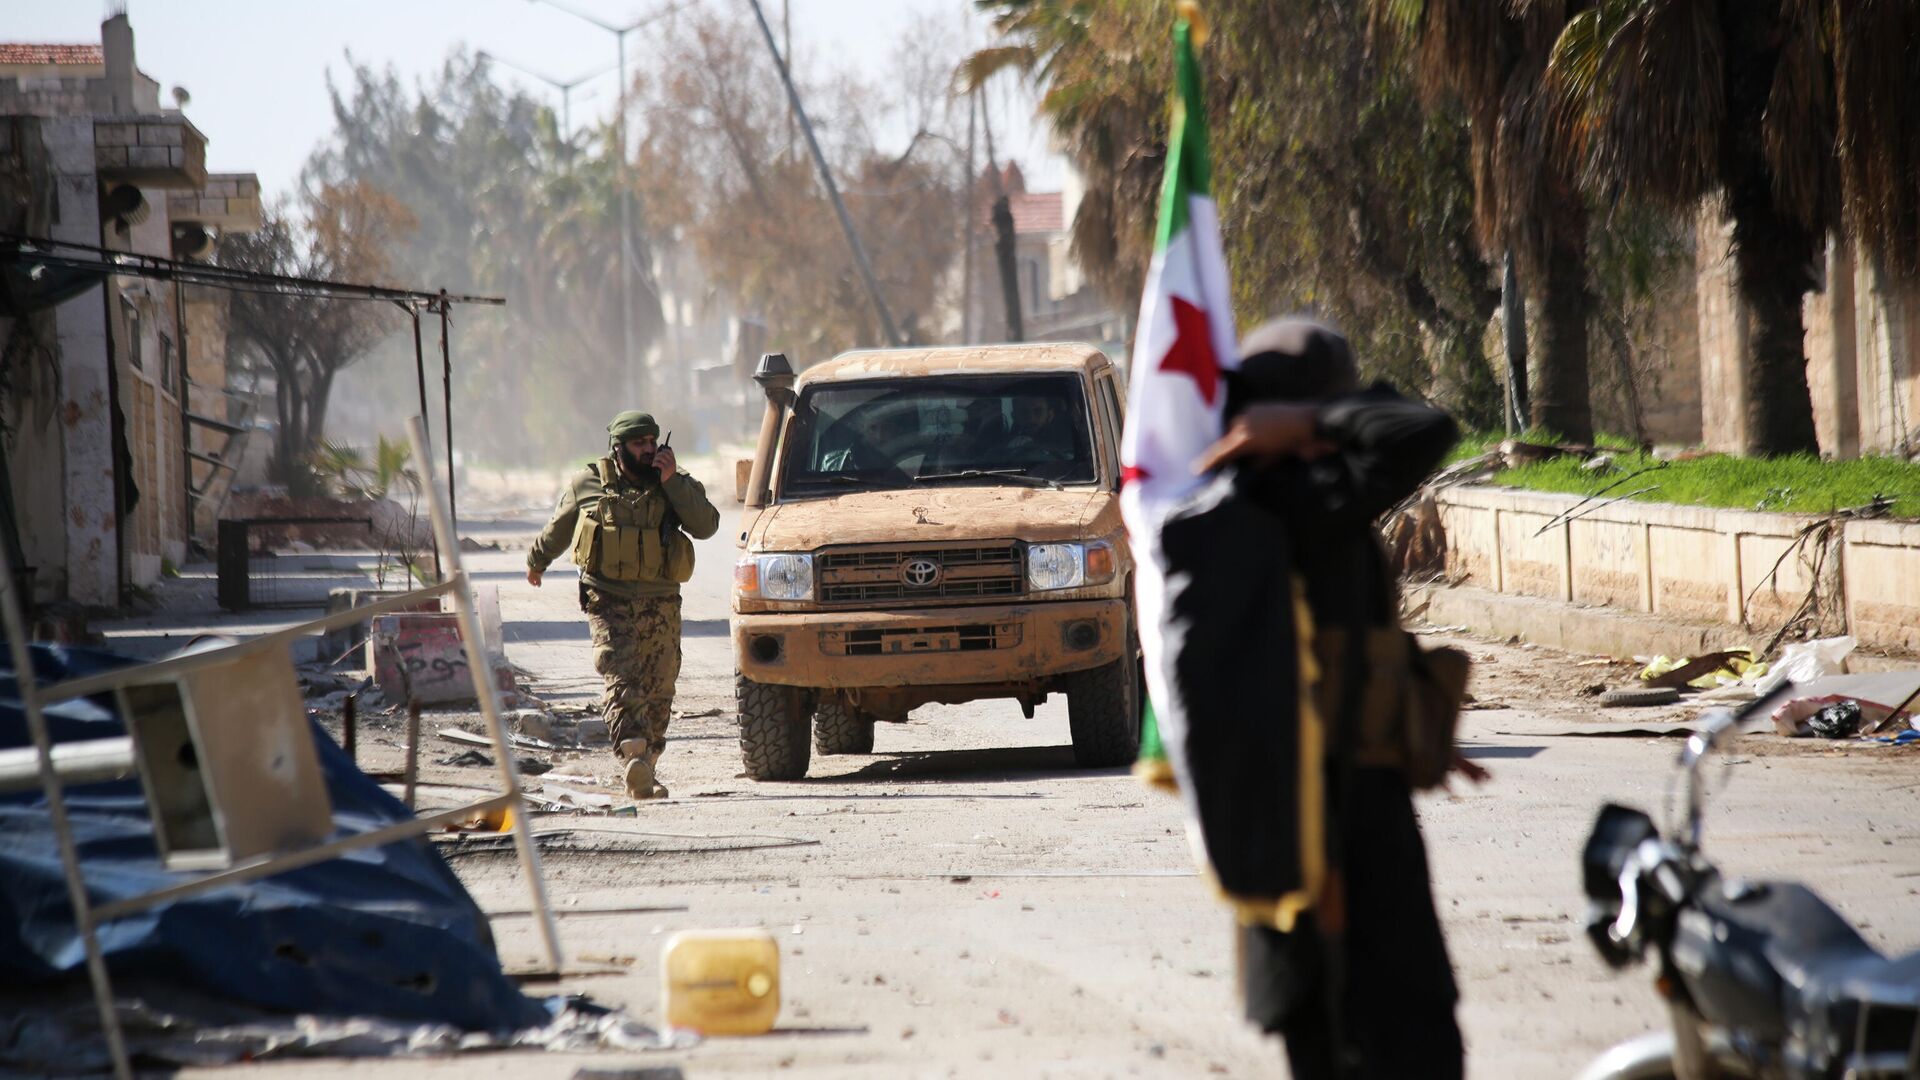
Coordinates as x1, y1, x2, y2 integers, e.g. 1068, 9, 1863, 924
731, 344, 1141, 780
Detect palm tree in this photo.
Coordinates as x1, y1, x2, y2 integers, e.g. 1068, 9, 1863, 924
963, 0, 1166, 305
1544, 0, 1920, 456
1374, 0, 1599, 442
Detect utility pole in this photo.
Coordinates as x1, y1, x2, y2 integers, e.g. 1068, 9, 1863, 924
978, 95, 1023, 343
961, 89, 978, 345
526, 0, 684, 401
746, 0, 904, 346
783, 0, 795, 160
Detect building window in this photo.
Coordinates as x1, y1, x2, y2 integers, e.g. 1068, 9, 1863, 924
159, 332, 174, 393
123, 297, 142, 371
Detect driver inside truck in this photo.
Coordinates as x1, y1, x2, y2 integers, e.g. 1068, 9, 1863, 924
1003, 394, 1073, 462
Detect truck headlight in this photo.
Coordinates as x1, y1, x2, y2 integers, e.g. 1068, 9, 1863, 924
736, 553, 815, 601
1027, 543, 1087, 590
1026, 541, 1117, 591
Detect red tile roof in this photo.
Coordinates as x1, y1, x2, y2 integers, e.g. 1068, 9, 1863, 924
978, 191, 1065, 235
0, 43, 105, 66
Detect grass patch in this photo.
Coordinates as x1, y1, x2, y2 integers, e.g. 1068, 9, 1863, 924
1450, 433, 1920, 518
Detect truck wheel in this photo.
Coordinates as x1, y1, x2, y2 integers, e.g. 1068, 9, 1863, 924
813, 701, 876, 755
738, 674, 811, 781
1065, 649, 1142, 768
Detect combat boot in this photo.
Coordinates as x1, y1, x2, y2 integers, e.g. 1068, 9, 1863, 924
622, 737, 675, 799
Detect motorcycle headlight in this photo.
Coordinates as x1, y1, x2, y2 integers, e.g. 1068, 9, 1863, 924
737, 553, 815, 601
1027, 543, 1087, 591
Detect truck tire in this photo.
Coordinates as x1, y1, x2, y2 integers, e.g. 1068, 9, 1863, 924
813, 700, 876, 755
738, 675, 811, 781
1065, 649, 1142, 768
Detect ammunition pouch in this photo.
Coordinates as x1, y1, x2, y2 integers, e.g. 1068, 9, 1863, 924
1313, 628, 1471, 790
569, 457, 697, 584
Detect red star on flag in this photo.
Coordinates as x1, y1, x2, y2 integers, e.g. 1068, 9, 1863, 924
1160, 296, 1221, 406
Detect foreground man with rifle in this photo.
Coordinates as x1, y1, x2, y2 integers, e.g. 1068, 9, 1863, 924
528, 411, 720, 801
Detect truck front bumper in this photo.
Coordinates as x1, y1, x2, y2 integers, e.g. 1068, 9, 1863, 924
732, 598, 1128, 689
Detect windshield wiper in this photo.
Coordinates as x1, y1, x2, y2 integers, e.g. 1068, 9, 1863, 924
911, 468, 1061, 490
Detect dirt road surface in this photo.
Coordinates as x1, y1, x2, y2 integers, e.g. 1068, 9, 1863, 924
181, 501, 1920, 1080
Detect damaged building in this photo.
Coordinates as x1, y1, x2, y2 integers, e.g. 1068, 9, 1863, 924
0, 13, 262, 608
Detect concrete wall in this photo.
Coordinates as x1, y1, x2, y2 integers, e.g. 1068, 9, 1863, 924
45, 117, 119, 606
1437, 484, 1919, 654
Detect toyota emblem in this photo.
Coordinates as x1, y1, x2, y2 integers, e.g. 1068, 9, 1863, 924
900, 557, 942, 588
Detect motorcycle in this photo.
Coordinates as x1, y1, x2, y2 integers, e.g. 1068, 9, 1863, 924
1578, 687, 1920, 1079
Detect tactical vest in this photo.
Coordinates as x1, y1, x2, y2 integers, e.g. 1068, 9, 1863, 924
569, 457, 696, 584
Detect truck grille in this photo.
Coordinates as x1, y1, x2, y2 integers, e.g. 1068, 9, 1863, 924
819, 622, 1024, 657
816, 543, 1024, 605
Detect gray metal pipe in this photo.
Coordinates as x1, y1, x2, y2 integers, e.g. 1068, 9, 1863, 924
0, 736, 136, 795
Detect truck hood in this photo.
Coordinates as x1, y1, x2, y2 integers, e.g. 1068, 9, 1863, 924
751, 486, 1108, 550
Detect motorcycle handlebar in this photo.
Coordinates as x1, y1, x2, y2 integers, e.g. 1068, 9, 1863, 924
1676, 682, 1800, 849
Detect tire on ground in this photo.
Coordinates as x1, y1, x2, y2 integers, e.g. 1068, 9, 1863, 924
814, 699, 876, 755
1598, 686, 1681, 708
738, 674, 811, 780
1065, 650, 1141, 768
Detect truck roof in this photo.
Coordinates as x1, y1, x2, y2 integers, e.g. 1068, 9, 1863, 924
797, 342, 1114, 385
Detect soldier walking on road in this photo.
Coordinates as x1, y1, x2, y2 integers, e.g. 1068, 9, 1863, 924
528, 411, 720, 801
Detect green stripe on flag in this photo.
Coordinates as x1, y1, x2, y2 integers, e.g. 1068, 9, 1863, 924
1153, 16, 1213, 249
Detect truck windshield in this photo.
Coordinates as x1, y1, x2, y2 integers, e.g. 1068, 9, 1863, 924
779, 373, 1098, 497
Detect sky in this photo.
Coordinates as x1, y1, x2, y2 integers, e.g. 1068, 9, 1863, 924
5, 0, 1062, 200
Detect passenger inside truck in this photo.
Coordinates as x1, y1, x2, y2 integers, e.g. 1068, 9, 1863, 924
784, 374, 1098, 495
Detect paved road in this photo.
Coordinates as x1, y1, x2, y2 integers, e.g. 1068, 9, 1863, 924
175, 499, 1920, 1079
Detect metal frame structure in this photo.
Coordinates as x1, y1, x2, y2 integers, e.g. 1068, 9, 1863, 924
1, 233, 502, 584
0, 415, 562, 1080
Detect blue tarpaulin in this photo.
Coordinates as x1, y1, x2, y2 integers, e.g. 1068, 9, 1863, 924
0, 643, 546, 1033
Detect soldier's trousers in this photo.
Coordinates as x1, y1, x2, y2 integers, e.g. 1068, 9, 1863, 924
583, 588, 682, 768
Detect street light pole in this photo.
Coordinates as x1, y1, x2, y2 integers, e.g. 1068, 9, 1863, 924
475, 50, 617, 143
526, 0, 684, 405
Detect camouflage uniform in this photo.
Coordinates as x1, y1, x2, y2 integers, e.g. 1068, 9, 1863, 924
585, 589, 682, 770
529, 412, 720, 796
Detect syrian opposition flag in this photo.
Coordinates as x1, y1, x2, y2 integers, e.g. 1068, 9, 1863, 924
1122, 6, 1238, 789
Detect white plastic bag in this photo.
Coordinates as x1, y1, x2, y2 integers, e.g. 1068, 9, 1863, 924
1755, 635, 1857, 695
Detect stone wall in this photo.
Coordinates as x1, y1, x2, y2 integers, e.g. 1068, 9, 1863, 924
1437, 484, 1919, 654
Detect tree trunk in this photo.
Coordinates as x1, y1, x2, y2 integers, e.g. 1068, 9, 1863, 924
1727, 194, 1821, 456
1719, 1, 1821, 457
1532, 206, 1594, 443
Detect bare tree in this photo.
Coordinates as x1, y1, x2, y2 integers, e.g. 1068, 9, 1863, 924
218, 182, 416, 490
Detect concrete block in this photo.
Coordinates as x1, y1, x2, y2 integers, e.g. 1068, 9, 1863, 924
1842, 537, 1920, 653
1639, 524, 1726, 622
576, 718, 611, 745
1438, 502, 1500, 590
94, 145, 127, 168
1569, 518, 1648, 612
1738, 532, 1820, 630
507, 709, 556, 743
368, 612, 511, 706
1495, 508, 1570, 600
319, 587, 440, 668
127, 145, 170, 168
137, 122, 183, 146
95, 122, 137, 146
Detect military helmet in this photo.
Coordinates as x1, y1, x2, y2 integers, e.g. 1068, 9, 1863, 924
607, 410, 660, 445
